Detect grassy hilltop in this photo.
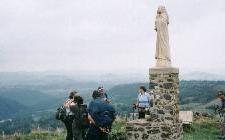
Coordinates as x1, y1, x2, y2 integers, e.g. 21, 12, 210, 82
2, 117, 220, 140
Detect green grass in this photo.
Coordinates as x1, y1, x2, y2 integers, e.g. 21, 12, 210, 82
183, 118, 220, 140
4, 131, 66, 140
110, 118, 127, 140
3, 117, 221, 140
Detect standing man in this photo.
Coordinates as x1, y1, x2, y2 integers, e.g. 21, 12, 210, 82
136, 86, 151, 119
86, 90, 115, 140
217, 91, 225, 139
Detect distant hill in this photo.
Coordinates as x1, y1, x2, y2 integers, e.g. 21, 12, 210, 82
1, 71, 225, 119
179, 81, 225, 104
1, 71, 225, 86
0, 97, 26, 119
0, 72, 103, 119
197, 98, 221, 109
0, 73, 225, 134
0, 88, 57, 107
108, 81, 225, 111
181, 71, 225, 81
0, 72, 100, 89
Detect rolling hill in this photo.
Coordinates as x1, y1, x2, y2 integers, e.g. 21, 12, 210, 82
108, 81, 225, 111
0, 97, 27, 119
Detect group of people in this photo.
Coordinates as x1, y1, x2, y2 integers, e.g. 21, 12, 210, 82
56, 86, 225, 140
57, 85, 153, 140
60, 86, 116, 140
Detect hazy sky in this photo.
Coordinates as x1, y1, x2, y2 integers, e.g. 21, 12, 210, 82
0, 0, 225, 74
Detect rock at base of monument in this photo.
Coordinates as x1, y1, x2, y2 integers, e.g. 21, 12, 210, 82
126, 119, 183, 140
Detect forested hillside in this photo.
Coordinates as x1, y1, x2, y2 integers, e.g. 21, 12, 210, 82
109, 81, 225, 114
0, 97, 26, 119
109, 81, 225, 105
180, 81, 225, 104
1, 79, 225, 134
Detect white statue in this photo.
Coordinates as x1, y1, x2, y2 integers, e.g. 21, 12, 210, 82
155, 6, 171, 67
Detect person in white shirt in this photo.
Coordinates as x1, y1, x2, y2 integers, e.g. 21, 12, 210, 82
136, 86, 151, 119
63, 90, 77, 140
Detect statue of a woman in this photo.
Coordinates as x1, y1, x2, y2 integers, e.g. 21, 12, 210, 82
155, 6, 171, 67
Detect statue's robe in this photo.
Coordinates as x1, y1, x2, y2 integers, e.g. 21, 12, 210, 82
155, 11, 171, 67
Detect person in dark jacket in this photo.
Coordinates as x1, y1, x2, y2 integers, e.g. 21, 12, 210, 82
70, 96, 88, 140
86, 90, 115, 140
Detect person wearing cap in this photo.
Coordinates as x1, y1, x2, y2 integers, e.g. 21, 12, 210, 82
86, 90, 115, 140
218, 91, 225, 139
97, 86, 110, 103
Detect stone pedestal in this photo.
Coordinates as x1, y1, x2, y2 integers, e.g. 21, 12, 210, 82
126, 67, 182, 140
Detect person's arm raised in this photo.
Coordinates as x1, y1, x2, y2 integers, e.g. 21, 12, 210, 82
64, 99, 73, 108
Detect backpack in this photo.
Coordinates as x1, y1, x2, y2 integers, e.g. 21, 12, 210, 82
94, 110, 115, 128
55, 106, 67, 121
73, 104, 89, 129
92, 102, 116, 129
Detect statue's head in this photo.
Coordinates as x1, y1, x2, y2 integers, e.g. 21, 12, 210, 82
157, 6, 167, 15
156, 5, 169, 23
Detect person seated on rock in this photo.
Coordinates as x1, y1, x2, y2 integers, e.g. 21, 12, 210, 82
86, 90, 116, 140
135, 86, 151, 119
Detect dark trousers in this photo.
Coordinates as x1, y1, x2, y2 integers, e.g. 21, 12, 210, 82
220, 115, 225, 137
73, 127, 86, 140
138, 108, 146, 119
86, 125, 108, 140
64, 116, 74, 140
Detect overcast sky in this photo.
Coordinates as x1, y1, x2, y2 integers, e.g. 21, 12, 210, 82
0, 0, 225, 74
